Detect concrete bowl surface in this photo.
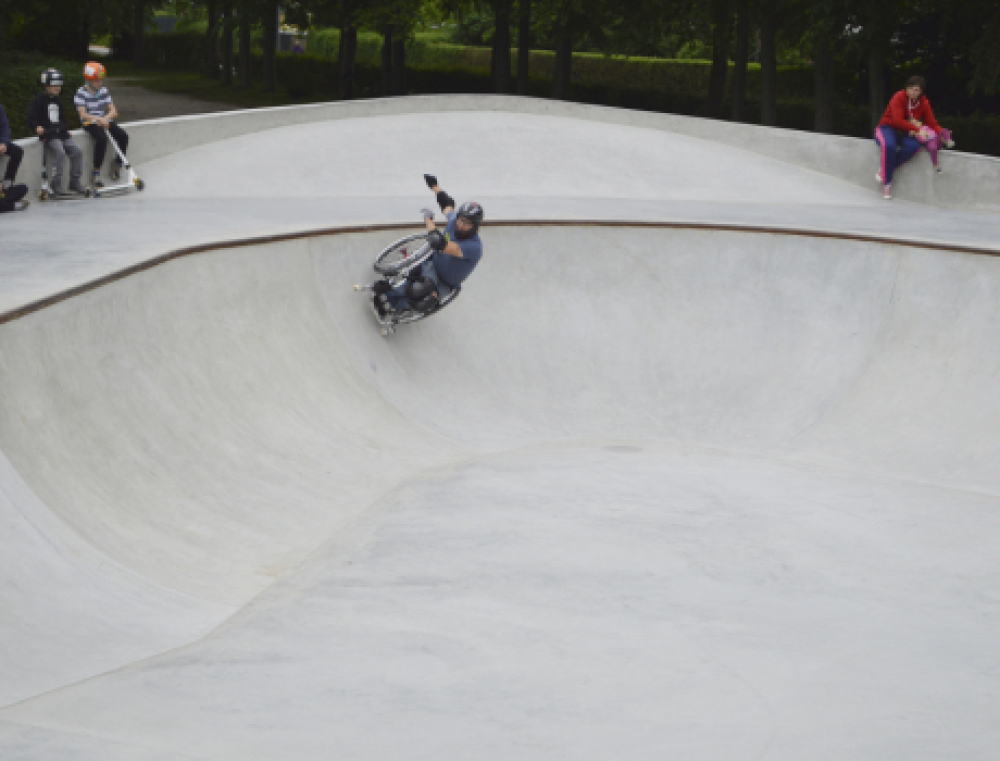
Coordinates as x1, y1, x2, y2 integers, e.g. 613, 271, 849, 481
1, 98, 999, 760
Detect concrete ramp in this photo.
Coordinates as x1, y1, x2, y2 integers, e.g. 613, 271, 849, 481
1, 223, 998, 759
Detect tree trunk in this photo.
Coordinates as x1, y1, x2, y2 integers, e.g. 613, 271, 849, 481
205, 0, 219, 78
238, 1, 252, 88
866, 0, 888, 131
221, 2, 234, 85
262, 0, 278, 92
516, 0, 531, 95
707, 0, 733, 118
731, 0, 748, 121
868, 45, 886, 131
552, 24, 573, 99
759, 1, 777, 126
492, 0, 512, 93
0, 0, 6, 56
814, 35, 835, 132
392, 37, 406, 94
133, 0, 146, 64
338, 25, 358, 99
381, 24, 393, 95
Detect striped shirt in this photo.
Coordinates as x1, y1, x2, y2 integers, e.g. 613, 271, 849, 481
74, 85, 113, 119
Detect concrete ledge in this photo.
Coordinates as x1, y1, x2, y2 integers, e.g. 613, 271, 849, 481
5, 217, 1000, 327
6, 94, 998, 211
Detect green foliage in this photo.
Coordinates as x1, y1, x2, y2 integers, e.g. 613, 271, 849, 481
0, 51, 85, 140
970, 12, 1000, 96
127, 30, 1000, 158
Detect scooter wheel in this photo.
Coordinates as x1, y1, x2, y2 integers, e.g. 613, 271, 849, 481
135, 179, 145, 191
38, 190, 48, 202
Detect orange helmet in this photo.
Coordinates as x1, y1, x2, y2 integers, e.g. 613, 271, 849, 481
83, 61, 106, 81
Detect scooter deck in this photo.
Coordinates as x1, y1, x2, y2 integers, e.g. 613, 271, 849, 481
38, 190, 91, 201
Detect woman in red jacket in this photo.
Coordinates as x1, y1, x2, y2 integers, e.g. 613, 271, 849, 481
875, 75, 942, 199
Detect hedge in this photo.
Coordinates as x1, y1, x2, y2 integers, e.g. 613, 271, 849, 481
135, 33, 1000, 158
140, 32, 813, 100
0, 52, 86, 141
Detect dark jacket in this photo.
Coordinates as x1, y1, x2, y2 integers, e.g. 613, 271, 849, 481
0, 104, 11, 146
27, 93, 70, 141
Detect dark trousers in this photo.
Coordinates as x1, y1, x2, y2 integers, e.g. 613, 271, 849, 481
83, 121, 129, 170
0, 182, 27, 212
1, 142, 23, 182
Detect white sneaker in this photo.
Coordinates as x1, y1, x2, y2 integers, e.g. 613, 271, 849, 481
875, 171, 884, 184
14, 201, 30, 211
883, 184, 892, 200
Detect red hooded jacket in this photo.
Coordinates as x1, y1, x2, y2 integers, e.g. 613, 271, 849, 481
878, 90, 941, 134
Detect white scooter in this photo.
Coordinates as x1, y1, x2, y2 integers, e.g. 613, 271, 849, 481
86, 122, 145, 198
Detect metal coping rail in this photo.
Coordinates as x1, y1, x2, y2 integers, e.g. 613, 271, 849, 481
2, 219, 998, 326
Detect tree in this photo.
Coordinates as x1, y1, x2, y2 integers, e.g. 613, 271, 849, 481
489, 0, 513, 93
237, 0, 252, 88
221, 0, 234, 85
134, 0, 147, 63
262, 0, 279, 92
862, 0, 897, 129
808, 0, 849, 133
707, 0, 734, 117
970, 8, 1000, 96
759, 0, 777, 125
516, 0, 531, 94
731, 0, 749, 121
205, 0, 220, 79
537, 0, 608, 100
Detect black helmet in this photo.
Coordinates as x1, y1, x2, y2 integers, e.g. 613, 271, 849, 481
455, 201, 484, 239
40, 68, 64, 87
405, 277, 439, 313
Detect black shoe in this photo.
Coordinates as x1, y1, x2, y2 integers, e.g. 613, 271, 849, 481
374, 295, 391, 318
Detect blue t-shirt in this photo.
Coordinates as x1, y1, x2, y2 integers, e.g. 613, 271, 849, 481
432, 211, 483, 288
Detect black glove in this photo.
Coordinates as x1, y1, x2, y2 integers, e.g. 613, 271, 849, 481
427, 230, 447, 251
424, 173, 438, 189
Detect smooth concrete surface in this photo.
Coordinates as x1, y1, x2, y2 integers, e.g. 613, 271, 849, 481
5, 109, 1000, 320
8, 95, 1000, 210
1, 104, 1000, 759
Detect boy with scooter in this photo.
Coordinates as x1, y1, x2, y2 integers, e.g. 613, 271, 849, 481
0, 100, 29, 210
27, 68, 86, 197
75, 61, 129, 189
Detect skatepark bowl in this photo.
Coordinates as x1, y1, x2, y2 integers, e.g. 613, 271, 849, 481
2, 98, 1000, 759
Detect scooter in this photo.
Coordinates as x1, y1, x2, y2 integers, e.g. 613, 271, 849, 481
86, 122, 145, 198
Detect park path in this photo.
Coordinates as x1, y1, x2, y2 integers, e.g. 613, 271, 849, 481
105, 77, 237, 123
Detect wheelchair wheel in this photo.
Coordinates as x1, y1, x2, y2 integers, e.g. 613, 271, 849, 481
374, 232, 432, 276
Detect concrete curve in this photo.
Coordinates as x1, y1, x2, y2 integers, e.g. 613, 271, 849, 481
1, 102, 999, 760
9, 94, 1000, 210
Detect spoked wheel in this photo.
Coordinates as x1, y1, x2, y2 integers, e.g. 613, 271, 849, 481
374, 232, 432, 276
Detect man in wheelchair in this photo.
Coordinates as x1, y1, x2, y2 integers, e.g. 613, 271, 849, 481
374, 175, 484, 317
